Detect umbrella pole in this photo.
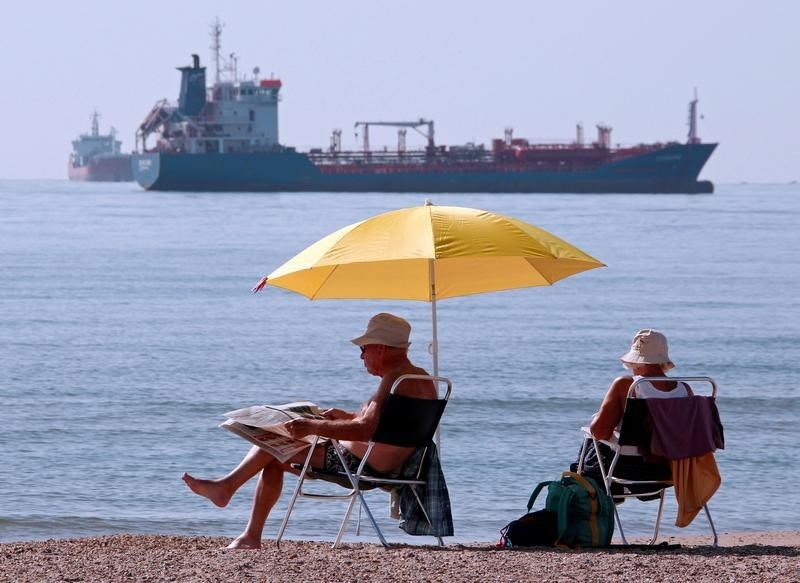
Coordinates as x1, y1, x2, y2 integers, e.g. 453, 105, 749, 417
429, 259, 439, 380
431, 296, 439, 380
429, 260, 441, 453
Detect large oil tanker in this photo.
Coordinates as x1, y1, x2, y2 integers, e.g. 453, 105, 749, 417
132, 25, 715, 194
69, 111, 133, 182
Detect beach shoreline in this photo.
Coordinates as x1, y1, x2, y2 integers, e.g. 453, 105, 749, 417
3, 532, 798, 582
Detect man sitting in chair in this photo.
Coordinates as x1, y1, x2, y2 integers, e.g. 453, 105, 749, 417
182, 312, 436, 549
575, 329, 691, 489
578, 328, 722, 536
591, 328, 693, 440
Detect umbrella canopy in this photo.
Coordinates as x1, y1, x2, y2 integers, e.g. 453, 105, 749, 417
253, 203, 604, 375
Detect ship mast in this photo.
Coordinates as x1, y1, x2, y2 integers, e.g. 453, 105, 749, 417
687, 88, 701, 144
211, 17, 224, 84
91, 110, 100, 137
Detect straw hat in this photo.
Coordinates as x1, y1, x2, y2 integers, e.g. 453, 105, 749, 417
620, 329, 675, 371
351, 313, 411, 348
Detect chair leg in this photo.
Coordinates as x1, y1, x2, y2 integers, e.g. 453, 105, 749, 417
409, 485, 445, 547
276, 475, 303, 547
612, 499, 628, 545
648, 490, 667, 545
577, 438, 589, 474
332, 493, 359, 549
593, 439, 628, 544
326, 442, 391, 548
410, 488, 435, 527
704, 504, 718, 547
352, 489, 390, 548
276, 439, 318, 547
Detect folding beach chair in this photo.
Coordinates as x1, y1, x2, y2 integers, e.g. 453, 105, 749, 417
578, 376, 722, 546
276, 374, 452, 549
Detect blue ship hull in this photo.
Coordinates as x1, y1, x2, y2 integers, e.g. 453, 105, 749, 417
132, 142, 716, 194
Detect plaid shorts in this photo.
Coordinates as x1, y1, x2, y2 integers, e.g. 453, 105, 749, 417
321, 442, 364, 474
320, 442, 404, 481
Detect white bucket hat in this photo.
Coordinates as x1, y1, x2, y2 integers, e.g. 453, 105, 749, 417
351, 313, 411, 348
620, 329, 675, 371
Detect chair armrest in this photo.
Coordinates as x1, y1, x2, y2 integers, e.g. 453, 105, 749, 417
581, 426, 641, 456
581, 426, 620, 446
580, 426, 618, 439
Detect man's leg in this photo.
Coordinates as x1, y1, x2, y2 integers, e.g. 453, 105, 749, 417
182, 445, 274, 507
227, 462, 284, 549
228, 444, 328, 549
184, 443, 328, 549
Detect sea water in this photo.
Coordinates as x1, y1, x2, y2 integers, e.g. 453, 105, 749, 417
1, 181, 798, 544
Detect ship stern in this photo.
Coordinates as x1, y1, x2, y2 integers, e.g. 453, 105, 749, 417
132, 154, 161, 190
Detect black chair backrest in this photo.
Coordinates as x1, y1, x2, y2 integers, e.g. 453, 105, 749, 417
618, 398, 652, 448
371, 394, 447, 448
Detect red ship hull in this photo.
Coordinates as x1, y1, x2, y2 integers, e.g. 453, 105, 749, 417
68, 155, 133, 182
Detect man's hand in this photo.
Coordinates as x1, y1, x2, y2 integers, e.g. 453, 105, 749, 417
284, 418, 317, 439
321, 408, 351, 420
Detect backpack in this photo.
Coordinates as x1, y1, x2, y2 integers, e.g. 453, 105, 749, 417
499, 508, 559, 548
526, 471, 615, 548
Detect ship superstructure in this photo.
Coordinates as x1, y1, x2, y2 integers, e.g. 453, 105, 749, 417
136, 20, 281, 156
68, 111, 133, 182
132, 24, 716, 193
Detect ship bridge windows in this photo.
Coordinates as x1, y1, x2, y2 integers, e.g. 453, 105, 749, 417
213, 83, 236, 102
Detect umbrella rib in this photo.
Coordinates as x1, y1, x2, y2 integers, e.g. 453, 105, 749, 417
308, 264, 340, 300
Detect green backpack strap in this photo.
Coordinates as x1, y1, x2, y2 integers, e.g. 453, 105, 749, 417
526, 480, 553, 512
555, 485, 574, 544
561, 471, 601, 546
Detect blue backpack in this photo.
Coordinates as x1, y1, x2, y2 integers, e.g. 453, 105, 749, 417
527, 471, 615, 547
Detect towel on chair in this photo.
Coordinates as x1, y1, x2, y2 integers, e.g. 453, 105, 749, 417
645, 396, 724, 527
647, 396, 724, 459
672, 454, 721, 527
393, 443, 454, 537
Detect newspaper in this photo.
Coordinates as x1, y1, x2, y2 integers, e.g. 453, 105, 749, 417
220, 401, 326, 463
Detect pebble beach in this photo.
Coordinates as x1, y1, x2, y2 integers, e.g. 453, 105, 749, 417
3, 532, 798, 582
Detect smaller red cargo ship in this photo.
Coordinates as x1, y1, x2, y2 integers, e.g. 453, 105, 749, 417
68, 111, 133, 182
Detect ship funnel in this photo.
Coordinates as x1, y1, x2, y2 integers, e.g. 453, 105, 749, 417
178, 56, 207, 117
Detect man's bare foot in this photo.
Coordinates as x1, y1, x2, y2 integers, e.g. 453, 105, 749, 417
226, 534, 261, 549
182, 472, 234, 508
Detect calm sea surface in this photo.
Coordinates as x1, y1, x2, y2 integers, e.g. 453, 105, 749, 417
1, 181, 798, 544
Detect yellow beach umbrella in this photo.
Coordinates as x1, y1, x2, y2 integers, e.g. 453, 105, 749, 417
253, 202, 604, 375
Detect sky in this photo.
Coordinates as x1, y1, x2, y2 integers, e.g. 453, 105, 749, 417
1, 1, 797, 182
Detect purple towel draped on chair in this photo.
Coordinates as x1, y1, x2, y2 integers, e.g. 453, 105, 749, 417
646, 396, 724, 460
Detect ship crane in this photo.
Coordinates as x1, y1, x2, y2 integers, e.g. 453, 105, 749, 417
353, 119, 435, 153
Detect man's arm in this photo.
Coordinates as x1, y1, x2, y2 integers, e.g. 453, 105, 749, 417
284, 400, 380, 441
320, 408, 356, 420
285, 375, 394, 442
589, 376, 632, 441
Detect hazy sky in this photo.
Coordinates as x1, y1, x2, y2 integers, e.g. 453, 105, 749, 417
2, 1, 797, 182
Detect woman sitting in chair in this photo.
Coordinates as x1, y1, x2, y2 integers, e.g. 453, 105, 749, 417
575, 329, 692, 490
